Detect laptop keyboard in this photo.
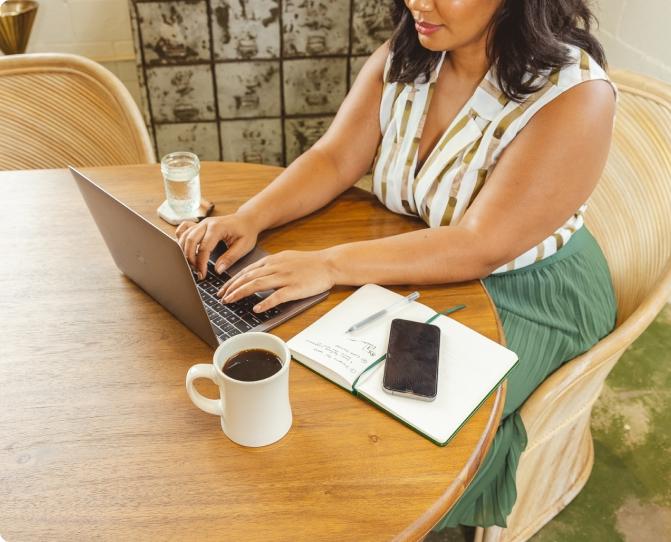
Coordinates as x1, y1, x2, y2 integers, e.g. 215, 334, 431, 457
194, 262, 281, 341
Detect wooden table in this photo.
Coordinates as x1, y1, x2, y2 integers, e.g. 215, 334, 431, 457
0, 163, 505, 541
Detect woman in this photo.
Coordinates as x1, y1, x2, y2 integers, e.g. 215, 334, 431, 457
177, 0, 617, 530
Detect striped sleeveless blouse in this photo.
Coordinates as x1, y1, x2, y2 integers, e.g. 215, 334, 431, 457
372, 44, 617, 273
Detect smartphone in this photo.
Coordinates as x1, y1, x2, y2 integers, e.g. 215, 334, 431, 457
382, 318, 441, 401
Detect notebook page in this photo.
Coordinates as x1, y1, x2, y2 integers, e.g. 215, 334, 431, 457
356, 313, 518, 444
287, 284, 435, 390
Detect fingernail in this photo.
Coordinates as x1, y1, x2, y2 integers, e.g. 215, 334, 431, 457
197, 272, 203, 281
253, 305, 261, 313
216, 263, 226, 274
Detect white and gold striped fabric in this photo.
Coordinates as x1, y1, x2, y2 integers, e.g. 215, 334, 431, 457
372, 44, 617, 273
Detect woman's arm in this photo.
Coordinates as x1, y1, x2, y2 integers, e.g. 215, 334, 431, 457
178, 43, 388, 279
221, 79, 616, 312
237, 44, 389, 233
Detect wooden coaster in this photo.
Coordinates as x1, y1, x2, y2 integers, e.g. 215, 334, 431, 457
157, 198, 215, 226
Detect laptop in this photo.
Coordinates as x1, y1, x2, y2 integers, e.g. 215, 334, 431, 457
69, 166, 329, 348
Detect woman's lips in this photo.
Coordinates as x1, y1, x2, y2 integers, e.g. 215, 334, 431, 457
415, 20, 443, 35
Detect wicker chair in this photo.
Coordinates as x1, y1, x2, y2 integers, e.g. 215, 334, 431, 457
0, 53, 155, 169
476, 71, 671, 542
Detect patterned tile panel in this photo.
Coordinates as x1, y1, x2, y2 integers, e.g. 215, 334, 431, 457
282, 0, 350, 57
211, 0, 280, 60
146, 65, 216, 122
137, 1, 210, 65
285, 116, 333, 163
131, 0, 396, 165
351, 1, 394, 55
155, 122, 221, 161
215, 61, 281, 118
283, 58, 347, 115
220, 118, 283, 165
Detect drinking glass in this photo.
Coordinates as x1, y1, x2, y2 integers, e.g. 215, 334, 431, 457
160, 151, 201, 217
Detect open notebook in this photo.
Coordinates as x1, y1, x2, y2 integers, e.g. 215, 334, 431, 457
287, 284, 518, 445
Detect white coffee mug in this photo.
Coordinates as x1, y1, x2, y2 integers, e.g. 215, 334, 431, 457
185, 332, 292, 447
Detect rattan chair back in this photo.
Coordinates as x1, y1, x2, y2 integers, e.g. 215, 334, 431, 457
0, 53, 155, 170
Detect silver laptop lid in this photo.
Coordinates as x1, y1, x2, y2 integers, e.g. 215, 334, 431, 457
70, 166, 221, 347
70, 167, 329, 349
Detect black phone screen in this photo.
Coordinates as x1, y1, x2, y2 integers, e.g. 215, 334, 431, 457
382, 318, 441, 400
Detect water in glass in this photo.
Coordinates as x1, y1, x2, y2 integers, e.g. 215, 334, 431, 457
161, 152, 201, 216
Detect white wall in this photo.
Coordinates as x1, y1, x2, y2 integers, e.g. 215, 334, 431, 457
595, 0, 671, 83
27, 0, 133, 60
6, 0, 142, 104
594, 2, 670, 303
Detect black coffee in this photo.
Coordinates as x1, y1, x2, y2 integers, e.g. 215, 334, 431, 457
222, 349, 283, 382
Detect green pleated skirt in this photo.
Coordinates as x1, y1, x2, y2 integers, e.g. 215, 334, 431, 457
434, 226, 617, 529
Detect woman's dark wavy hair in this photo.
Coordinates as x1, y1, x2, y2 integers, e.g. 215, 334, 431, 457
388, 0, 607, 102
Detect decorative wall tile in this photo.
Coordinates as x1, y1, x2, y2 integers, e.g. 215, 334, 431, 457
283, 0, 349, 56
211, 0, 280, 60
137, 1, 210, 65
131, 0, 392, 165
351, 1, 394, 55
215, 61, 281, 118
221, 118, 283, 165
155, 122, 221, 161
349, 56, 367, 88
285, 116, 333, 163
283, 58, 347, 115
147, 65, 216, 122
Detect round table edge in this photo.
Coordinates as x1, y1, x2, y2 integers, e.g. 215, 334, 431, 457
394, 279, 507, 540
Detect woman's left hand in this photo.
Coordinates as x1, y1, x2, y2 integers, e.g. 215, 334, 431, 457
217, 250, 335, 312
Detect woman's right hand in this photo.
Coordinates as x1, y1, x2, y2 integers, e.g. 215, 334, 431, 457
175, 212, 260, 281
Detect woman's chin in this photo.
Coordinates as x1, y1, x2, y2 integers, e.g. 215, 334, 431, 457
416, 33, 449, 52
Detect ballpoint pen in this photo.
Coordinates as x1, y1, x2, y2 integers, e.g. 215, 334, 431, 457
345, 291, 420, 334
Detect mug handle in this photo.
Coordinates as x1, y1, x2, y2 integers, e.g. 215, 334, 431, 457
186, 364, 223, 416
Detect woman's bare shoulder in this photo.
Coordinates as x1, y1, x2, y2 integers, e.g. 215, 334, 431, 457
536, 78, 616, 129
354, 41, 391, 85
